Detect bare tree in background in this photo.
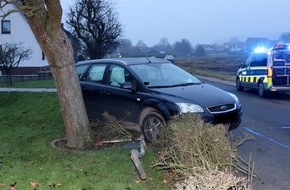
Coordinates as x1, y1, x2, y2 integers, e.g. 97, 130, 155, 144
153, 37, 172, 53
0, 0, 93, 150
118, 39, 133, 57
279, 32, 290, 43
0, 42, 32, 86
66, 0, 123, 59
172, 38, 193, 58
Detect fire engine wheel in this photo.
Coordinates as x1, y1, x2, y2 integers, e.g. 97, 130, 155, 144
258, 82, 267, 98
236, 78, 243, 91
140, 108, 166, 143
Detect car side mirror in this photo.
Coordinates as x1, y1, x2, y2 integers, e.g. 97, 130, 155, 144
121, 82, 135, 91
239, 64, 245, 68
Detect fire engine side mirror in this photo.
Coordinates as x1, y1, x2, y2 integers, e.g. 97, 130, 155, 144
239, 64, 245, 68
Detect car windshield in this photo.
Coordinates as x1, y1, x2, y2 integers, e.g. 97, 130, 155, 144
130, 62, 202, 88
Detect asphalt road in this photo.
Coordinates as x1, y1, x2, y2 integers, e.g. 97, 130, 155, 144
201, 77, 290, 190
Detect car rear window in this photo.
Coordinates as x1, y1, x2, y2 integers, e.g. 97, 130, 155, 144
85, 64, 106, 82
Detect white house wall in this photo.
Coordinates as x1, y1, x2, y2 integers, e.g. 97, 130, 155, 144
0, 5, 48, 67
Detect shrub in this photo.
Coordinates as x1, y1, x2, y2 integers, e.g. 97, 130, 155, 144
153, 114, 254, 190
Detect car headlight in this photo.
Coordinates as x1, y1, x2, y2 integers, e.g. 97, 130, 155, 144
228, 92, 240, 105
176, 103, 204, 114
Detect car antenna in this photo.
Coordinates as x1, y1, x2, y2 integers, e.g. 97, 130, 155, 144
137, 47, 151, 63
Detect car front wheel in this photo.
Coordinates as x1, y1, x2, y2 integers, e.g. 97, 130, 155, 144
236, 78, 243, 91
140, 108, 165, 143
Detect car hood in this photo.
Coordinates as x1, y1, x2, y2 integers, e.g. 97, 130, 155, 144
149, 83, 235, 107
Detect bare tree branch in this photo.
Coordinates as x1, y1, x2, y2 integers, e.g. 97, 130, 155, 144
66, 0, 123, 59
0, 42, 32, 86
0, 0, 43, 19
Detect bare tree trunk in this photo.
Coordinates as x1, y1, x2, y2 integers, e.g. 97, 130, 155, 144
8, 74, 12, 86
41, 30, 93, 150
52, 55, 93, 149
6, 75, 9, 86
14, 1, 94, 150
5, 74, 12, 86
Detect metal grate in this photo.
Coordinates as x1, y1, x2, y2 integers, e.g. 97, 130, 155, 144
207, 104, 236, 114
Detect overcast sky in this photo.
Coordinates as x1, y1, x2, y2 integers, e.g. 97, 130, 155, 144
61, 0, 290, 46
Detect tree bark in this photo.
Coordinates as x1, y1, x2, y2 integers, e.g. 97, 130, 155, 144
15, 1, 94, 149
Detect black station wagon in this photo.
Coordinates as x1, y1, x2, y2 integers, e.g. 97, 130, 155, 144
76, 57, 242, 142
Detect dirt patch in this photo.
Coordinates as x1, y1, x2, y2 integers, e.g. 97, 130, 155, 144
50, 117, 141, 152
50, 138, 115, 152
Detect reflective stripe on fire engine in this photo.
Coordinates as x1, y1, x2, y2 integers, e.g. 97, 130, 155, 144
239, 76, 273, 88
239, 76, 264, 83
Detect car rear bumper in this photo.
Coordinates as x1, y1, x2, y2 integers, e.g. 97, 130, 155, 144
268, 86, 290, 92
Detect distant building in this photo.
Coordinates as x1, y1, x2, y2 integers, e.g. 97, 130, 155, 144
146, 49, 175, 62
146, 49, 160, 58
0, 5, 79, 75
158, 52, 175, 63
193, 44, 215, 56
245, 37, 276, 53
223, 42, 246, 54
0, 4, 49, 75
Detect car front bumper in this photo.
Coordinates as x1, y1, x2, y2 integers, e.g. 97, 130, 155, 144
202, 104, 242, 130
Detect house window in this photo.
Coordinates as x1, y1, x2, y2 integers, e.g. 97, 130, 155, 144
2, 20, 11, 34
42, 52, 46, 60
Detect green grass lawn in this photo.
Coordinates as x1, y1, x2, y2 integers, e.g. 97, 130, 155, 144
0, 92, 169, 190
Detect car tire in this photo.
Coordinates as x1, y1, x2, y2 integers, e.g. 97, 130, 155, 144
228, 119, 241, 131
140, 108, 165, 143
258, 82, 267, 98
236, 78, 243, 91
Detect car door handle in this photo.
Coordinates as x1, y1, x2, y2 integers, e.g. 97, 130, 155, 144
102, 91, 111, 95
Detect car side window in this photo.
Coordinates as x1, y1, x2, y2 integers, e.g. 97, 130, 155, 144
257, 54, 267, 66
250, 53, 267, 67
249, 54, 257, 67
244, 55, 252, 67
76, 65, 89, 79
85, 64, 106, 83
109, 65, 133, 87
